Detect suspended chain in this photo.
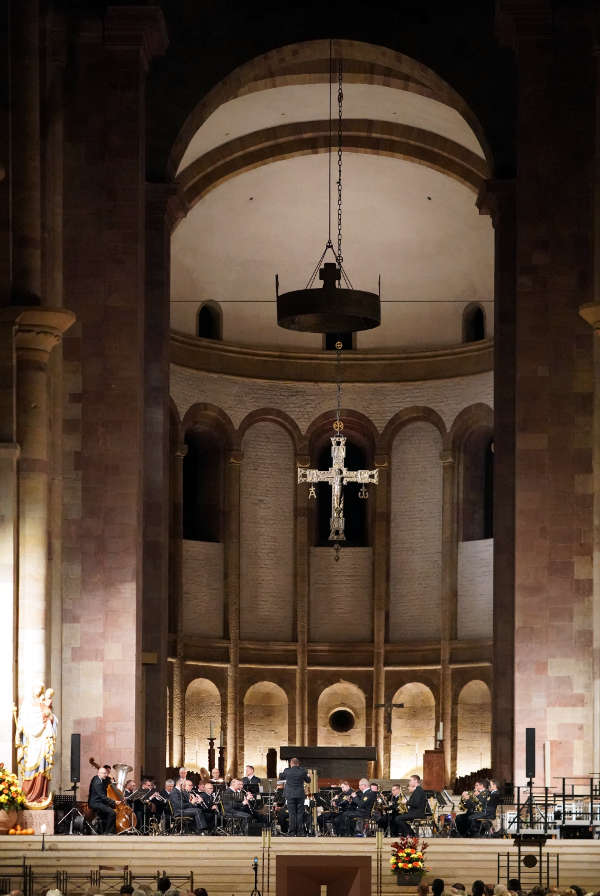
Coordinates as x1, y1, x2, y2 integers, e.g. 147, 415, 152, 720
335, 340, 343, 432
336, 60, 343, 265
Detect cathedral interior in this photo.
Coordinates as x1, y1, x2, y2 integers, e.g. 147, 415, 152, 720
1, 0, 598, 794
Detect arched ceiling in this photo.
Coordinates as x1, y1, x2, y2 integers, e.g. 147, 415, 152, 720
171, 60, 494, 352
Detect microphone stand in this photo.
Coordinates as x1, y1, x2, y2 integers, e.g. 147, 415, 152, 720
249, 856, 261, 896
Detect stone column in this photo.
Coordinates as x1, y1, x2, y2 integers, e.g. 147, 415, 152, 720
477, 178, 516, 784
439, 449, 457, 781
295, 450, 310, 746
225, 447, 242, 775
172, 442, 187, 768
10, 0, 41, 304
577, 28, 600, 777
0, 312, 20, 764
15, 307, 74, 697
372, 451, 389, 776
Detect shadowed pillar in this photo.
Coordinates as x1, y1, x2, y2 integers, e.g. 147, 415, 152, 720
15, 308, 74, 696
440, 448, 457, 781
225, 447, 242, 775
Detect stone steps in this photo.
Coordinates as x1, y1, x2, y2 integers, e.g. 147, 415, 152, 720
0, 835, 599, 894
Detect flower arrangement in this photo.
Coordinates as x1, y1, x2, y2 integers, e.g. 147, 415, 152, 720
389, 837, 429, 877
0, 763, 26, 812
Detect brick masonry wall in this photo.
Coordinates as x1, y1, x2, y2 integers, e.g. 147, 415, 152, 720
184, 676, 221, 768
457, 538, 493, 639
456, 680, 491, 776
240, 421, 295, 641
390, 421, 443, 642
309, 547, 373, 642
182, 540, 224, 638
170, 365, 493, 434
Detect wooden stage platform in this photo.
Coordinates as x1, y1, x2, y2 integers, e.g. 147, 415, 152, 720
2, 835, 600, 895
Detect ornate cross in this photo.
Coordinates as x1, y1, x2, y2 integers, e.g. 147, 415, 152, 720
298, 431, 379, 542
375, 701, 405, 735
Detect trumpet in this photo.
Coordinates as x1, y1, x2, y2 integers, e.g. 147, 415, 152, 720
458, 790, 483, 812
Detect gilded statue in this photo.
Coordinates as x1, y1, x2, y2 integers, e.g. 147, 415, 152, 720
12, 682, 58, 809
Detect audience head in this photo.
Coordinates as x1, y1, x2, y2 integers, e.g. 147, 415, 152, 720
453, 886, 465, 892
472, 881, 485, 896
507, 882, 521, 894
193, 890, 208, 896
119, 886, 134, 895
417, 885, 429, 896
484, 885, 494, 896
431, 879, 444, 896
157, 880, 171, 894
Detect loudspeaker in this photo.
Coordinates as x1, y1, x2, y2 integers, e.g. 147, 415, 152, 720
70, 732, 81, 783
525, 727, 535, 780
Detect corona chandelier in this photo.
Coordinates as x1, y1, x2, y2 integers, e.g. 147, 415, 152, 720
275, 42, 381, 334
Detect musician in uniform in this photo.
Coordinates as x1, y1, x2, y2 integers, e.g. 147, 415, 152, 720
167, 779, 207, 833
198, 782, 221, 831
455, 779, 486, 837
279, 758, 310, 837
388, 784, 405, 835
88, 764, 117, 834
221, 778, 254, 833
333, 778, 376, 836
242, 765, 261, 797
469, 778, 501, 836
394, 774, 427, 836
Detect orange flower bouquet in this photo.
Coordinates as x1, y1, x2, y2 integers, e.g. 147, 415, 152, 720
389, 837, 429, 883
0, 763, 26, 812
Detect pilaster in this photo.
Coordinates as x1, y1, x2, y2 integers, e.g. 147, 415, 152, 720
225, 447, 242, 775
440, 448, 457, 781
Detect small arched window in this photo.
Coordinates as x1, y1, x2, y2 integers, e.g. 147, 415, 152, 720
463, 304, 485, 343
197, 302, 222, 340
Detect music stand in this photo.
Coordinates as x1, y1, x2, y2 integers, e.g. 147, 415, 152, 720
118, 787, 143, 836
55, 783, 97, 835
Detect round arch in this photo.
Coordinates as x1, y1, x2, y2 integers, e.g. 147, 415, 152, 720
181, 402, 236, 451
317, 681, 366, 747
390, 682, 436, 779
168, 39, 492, 177
243, 681, 289, 777
456, 679, 491, 777
238, 407, 303, 452
380, 406, 446, 455
184, 678, 222, 770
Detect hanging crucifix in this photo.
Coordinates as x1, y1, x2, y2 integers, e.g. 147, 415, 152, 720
298, 339, 379, 556
375, 701, 405, 736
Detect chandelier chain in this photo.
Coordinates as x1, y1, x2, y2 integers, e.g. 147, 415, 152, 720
337, 60, 343, 264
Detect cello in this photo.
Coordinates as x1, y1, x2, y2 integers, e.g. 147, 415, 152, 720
89, 757, 137, 833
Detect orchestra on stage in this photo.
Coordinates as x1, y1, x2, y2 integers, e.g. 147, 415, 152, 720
82, 759, 502, 838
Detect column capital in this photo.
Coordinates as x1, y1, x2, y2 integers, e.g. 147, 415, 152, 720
495, 0, 554, 49
104, 5, 168, 70
477, 179, 516, 228
579, 303, 600, 330
14, 307, 75, 363
146, 182, 186, 233
440, 449, 455, 466
0, 442, 21, 460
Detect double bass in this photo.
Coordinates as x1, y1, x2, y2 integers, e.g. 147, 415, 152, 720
89, 757, 137, 832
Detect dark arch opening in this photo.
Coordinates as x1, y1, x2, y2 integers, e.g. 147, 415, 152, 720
462, 429, 494, 541
183, 428, 223, 541
197, 303, 222, 340
329, 708, 355, 733
463, 304, 485, 343
315, 439, 368, 547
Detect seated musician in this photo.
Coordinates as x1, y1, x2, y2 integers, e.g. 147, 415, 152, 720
469, 778, 500, 836
177, 766, 189, 786
209, 767, 223, 785
88, 764, 116, 834
141, 776, 168, 828
221, 778, 255, 823
123, 778, 144, 829
394, 774, 427, 836
455, 779, 486, 837
167, 779, 207, 833
242, 765, 261, 797
274, 781, 289, 833
333, 778, 376, 836
388, 784, 405, 835
199, 781, 221, 831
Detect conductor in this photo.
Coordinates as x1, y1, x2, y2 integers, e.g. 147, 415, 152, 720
278, 758, 310, 837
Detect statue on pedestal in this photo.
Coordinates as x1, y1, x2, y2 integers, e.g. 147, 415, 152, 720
13, 682, 58, 809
